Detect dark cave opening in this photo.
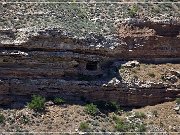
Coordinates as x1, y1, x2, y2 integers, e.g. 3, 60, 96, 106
86, 61, 98, 71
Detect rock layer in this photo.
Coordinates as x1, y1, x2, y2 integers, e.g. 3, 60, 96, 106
0, 20, 180, 107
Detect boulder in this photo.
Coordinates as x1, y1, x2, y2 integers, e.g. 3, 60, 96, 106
170, 70, 180, 78
165, 75, 178, 84
174, 104, 180, 114
121, 60, 140, 68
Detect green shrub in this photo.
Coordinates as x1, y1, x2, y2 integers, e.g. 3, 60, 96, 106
114, 116, 127, 132
112, 114, 118, 120
0, 114, 5, 123
107, 101, 120, 112
115, 122, 126, 132
128, 4, 138, 17
79, 122, 89, 132
85, 103, 99, 116
27, 95, 45, 111
95, 101, 121, 112
134, 112, 146, 119
147, 72, 155, 78
113, 114, 147, 132
176, 98, 180, 104
54, 97, 65, 105
151, 7, 160, 14
137, 124, 146, 132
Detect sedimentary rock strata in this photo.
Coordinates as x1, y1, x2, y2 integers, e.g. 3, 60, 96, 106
0, 19, 180, 107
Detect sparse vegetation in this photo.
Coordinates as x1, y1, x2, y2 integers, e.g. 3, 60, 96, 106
175, 98, 180, 104
137, 124, 146, 132
113, 113, 147, 132
128, 4, 138, 17
115, 120, 127, 132
108, 101, 120, 112
0, 101, 178, 132
27, 95, 45, 111
54, 97, 65, 105
0, 114, 5, 124
147, 72, 156, 78
85, 103, 99, 116
113, 115, 127, 132
120, 64, 180, 84
152, 7, 160, 14
95, 101, 121, 112
79, 122, 90, 132
112, 114, 119, 122
134, 112, 146, 119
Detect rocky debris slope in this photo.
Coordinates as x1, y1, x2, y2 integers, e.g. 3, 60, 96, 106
0, 101, 179, 132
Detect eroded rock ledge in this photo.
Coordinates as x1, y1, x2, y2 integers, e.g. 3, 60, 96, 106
0, 19, 180, 107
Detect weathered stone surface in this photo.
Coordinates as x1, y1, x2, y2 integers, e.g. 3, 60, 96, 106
174, 104, 180, 114
0, 20, 179, 107
170, 70, 180, 78
0, 80, 9, 95
0, 77, 179, 107
121, 60, 140, 68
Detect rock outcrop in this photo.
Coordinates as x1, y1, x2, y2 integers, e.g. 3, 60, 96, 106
0, 19, 180, 107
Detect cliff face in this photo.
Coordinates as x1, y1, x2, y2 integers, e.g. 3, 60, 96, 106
0, 20, 180, 107
118, 20, 180, 59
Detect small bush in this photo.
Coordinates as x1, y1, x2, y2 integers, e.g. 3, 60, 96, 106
115, 122, 126, 132
79, 122, 89, 132
85, 103, 99, 116
134, 112, 146, 119
54, 97, 65, 105
27, 95, 45, 111
147, 72, 155, 78
137, 124, 146, 132
113, 113, 147, 132
176, 98, 180, 104
108, 101, 120, 112
105, 101, 119, 111
128, 4, 138, 17
112, 114, 118, 121
0, 114, 5, 123
95, 101, 121, 112
114, 116, 127, 132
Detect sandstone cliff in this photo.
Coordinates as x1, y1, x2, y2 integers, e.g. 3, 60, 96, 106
0, 1, 180, 107
0, 18, 179, 107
